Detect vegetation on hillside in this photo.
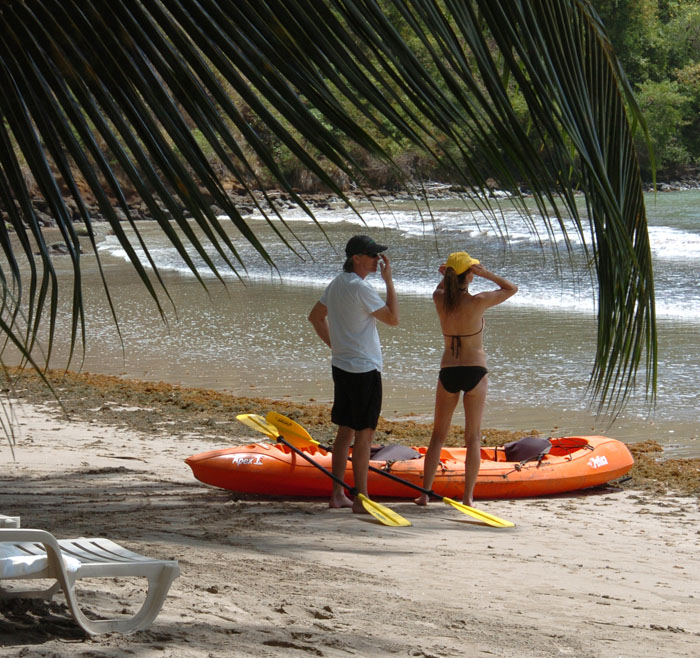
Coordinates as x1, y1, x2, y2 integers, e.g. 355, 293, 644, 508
180, 0, 700, 186
592, 0, 700, 176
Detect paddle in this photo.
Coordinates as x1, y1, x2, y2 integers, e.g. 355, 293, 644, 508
265, 411, 514, 529
235, 414, 411, 527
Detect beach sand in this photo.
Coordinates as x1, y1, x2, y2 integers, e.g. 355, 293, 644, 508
1, 370, 699, 657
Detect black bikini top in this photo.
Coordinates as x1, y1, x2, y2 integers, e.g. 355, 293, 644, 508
443, 318, 484, 358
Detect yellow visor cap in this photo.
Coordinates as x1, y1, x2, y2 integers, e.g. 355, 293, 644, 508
445, 251, 479, 275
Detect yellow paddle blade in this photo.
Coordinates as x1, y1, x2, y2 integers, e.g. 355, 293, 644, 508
442, 498, 514, 528
357, 494, 412, 527
236, 413, 279, 438
266, 411, 320, 448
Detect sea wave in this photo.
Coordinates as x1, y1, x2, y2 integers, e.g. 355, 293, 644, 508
245, 206, 587, 246
97, 212, 700, 322
648, 225, 700, 261
244, 205, 700, 260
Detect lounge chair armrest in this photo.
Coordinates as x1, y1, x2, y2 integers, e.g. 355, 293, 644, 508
0, 515, 20, 528
0, 528, 62, 551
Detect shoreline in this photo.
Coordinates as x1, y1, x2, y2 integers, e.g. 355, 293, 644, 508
22, 173, 700, 231
9, 246, 698, 458
1, 370, 699, 657
4, 367, 699, 497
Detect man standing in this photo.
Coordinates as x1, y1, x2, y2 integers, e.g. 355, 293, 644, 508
308, 235, 399, 513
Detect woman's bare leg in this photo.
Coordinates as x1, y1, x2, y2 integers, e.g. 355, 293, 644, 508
415, 381, 460, 505
462, 376, 488, 506
329, 425, 354, 508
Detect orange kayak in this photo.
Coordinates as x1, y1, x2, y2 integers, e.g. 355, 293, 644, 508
185, 435, 634, 499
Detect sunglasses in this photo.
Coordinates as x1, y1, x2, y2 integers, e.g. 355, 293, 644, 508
364, 252, 380, 258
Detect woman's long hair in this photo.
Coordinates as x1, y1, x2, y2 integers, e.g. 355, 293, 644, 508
442, 267, 468, 313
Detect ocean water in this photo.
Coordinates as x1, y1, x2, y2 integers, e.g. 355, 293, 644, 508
99, 190, 700, 320
28, 190, 700, 456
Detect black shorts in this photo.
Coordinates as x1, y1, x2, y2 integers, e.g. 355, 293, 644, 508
331, 366, 382, 431
438, 366, 488, 394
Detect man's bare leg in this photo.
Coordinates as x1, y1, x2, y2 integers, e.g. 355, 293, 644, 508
350, 428, 373, 514
329, 425, 354, 508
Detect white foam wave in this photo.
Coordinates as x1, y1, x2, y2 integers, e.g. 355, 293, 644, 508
246, 206, 588, 245
238, 203, 700, 260
648, 225, 700, 260
97, 219, 700, 322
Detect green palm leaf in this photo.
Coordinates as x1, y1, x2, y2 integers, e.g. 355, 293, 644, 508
0, 0, 655, 414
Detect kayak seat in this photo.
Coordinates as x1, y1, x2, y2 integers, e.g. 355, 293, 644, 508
481, 447, 512, 461
439, 448, 462, 460
371, 444, 421, 462
503, 436, 552, 463
548, 437, 592, 455
484, 447, 513, 462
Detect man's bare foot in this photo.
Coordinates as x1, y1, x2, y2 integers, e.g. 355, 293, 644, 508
352, 499, 370, 515
329, 494, 353, 509
414, 494, 430, 506
461, 498, 474, 507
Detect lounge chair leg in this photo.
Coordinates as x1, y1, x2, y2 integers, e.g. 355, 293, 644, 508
61, 565, 180, 635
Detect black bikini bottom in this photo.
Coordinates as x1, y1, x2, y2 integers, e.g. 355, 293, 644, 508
438, 366, 488, 394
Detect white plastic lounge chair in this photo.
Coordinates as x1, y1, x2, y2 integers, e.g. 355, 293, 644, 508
0, 528, 179, 635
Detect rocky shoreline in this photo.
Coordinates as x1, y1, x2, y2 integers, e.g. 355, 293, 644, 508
6, 172, 700, 234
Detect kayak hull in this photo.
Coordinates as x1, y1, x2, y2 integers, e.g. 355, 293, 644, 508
185, 435, 634, 499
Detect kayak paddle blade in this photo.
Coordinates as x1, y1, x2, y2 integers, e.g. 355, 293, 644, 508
236, 413, 279, 439
357, 493, 412, 527
442, 498, 514, 528
266, 411, 320, 448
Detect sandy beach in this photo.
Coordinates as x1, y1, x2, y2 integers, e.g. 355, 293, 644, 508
1, 370, 699, 657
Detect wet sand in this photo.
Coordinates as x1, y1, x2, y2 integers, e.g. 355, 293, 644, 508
1, 369, 699, 657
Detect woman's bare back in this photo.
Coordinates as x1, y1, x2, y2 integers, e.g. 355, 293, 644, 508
435, 292, 487, 368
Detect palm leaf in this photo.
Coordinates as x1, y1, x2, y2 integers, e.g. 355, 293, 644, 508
0, 0, 655, 414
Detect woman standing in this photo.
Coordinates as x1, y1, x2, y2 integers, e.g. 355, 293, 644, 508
415, 252, 517, 507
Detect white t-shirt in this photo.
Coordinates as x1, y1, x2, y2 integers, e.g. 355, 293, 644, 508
320, 271, 386, 373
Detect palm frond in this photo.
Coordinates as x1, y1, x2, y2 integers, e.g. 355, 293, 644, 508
0, 0, 655, 413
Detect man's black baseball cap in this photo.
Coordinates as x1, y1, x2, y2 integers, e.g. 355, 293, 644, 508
345, 235, 388, 257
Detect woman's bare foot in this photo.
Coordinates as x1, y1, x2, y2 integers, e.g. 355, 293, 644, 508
461, 497, 474, 507
414, 494, 430, 506
329, 494, 353, 509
